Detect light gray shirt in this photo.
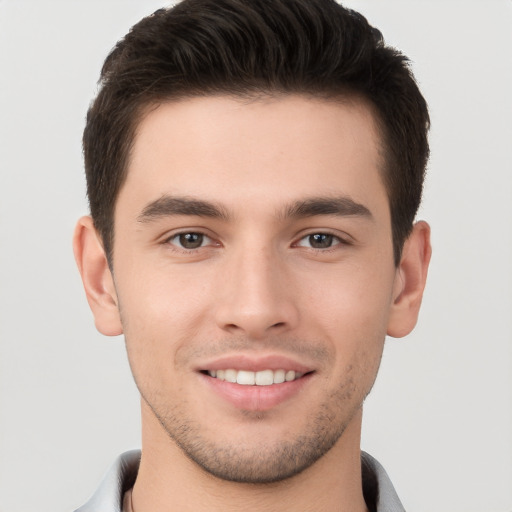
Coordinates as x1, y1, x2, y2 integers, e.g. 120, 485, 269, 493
74, 450, 405, 512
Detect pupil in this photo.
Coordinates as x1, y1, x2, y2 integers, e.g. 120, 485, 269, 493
179, 233, 203, 249
310, 233, 333, 248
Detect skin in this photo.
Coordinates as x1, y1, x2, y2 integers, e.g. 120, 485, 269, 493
74, 95, 431, 512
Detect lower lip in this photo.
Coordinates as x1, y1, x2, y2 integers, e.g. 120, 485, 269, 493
200, 373, 312, 411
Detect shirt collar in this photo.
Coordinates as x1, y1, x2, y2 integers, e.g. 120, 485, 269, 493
75, 450, 405, 512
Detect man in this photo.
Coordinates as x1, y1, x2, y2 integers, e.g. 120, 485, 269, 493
73, 0, 431, 510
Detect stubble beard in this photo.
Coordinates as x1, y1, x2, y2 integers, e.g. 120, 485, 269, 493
124, 327, 384, 484
140, 374, 367, 484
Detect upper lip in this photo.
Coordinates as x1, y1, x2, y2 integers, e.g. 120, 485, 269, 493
196, 354, 314, 374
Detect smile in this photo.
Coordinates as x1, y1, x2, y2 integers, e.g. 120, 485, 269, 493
206, 369, 304, 386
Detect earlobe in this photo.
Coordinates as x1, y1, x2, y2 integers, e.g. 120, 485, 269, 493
387, 221, 432, 338
73, 216, 123, 336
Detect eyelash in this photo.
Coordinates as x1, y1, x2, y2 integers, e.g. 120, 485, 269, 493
163, 230, 351, 254
164, 231, 217, 252
296, 231, 352, 250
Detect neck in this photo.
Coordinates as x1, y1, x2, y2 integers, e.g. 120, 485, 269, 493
131, 402, 368, 512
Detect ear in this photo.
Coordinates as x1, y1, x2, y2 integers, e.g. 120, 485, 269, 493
387, 220, 432, 338
73, 216, 123, 336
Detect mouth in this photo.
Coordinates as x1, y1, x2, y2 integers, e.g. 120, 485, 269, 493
201, 368, 306, 386
198, 358, 314, 411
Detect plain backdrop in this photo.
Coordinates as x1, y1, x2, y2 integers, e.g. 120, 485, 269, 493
0, 1, 511, 511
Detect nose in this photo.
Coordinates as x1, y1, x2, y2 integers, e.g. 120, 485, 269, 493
214, 245, 300, 339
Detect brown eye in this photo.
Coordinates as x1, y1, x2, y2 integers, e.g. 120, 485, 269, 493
168, 232, 209, 249
296, 233, 342, 249
179, 233, 204, 249
308, 233, 334, 248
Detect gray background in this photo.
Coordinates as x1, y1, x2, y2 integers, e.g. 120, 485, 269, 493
0, 1, 511, 511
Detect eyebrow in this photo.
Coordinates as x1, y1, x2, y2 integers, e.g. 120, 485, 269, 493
137, 196, 230, 222
281, 196, 373, 220
137, 194, 372, 223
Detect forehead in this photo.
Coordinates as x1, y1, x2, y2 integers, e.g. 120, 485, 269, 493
120, 94, 388, 220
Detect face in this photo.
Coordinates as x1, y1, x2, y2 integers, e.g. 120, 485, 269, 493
111, 95, 401, 482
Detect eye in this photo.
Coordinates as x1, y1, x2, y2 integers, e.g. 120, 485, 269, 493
167, 232, 212, 250
296, 233, 342, 249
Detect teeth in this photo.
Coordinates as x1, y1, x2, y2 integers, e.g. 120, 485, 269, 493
208, 369, 304, 386
285, 370, 296, 382
255, 369, 273, 386
225, 369, 237, 383
273, 369, 285, 384
237, 370, 255, 385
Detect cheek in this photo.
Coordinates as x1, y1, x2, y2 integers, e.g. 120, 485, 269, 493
118, 262, 213, 327
304, 260, 395, 333
116, 269, 213, 380
300, 260, 394, 387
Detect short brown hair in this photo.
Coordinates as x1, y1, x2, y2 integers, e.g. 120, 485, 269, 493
83, 0, 429, 266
